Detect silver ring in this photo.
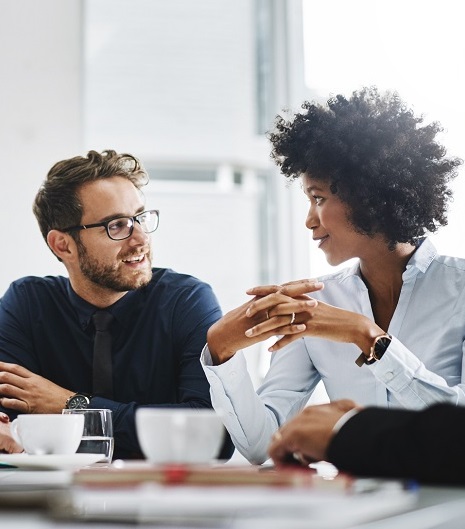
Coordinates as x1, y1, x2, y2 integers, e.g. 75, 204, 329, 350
266, 310, 270, 320
290, 312, 296, 324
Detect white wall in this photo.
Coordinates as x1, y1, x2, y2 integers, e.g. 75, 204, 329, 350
145, 181, 262, 313
83, 0, 268, 166
0, 0, 83, 295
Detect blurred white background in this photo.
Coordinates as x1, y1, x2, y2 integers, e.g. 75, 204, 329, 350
302, 0, 465, 276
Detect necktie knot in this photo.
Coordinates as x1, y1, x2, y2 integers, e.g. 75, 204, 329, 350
92, 310, 114, 332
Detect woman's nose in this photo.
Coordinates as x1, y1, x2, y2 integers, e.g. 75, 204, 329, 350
305, 205, 319, 230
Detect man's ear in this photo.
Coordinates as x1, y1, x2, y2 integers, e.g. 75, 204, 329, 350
47, 229, 77, 262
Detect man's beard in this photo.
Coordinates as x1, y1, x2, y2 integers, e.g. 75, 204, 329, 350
77, 240, 152, 292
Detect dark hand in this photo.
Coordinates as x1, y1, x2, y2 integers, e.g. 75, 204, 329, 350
268, 400, 359, 467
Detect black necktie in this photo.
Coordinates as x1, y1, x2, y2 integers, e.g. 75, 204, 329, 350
92, 310, 114, 399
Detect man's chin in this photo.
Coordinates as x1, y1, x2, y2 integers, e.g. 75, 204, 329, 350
131, 267, 153, 289
110, 268, 152, 292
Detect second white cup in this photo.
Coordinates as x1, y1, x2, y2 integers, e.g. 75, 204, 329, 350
135, 408, 225, 464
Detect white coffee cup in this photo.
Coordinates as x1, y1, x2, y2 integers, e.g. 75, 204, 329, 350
135, 408, 225, 464
10, 414, 85, 455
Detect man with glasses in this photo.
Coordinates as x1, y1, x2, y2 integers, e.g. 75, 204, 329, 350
0, 150, 232, 459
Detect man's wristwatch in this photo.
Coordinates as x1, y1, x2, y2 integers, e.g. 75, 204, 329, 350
355, 333, 392, 367
65, 393, 92, 409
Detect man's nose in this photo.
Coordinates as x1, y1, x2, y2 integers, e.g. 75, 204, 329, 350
128, 221, 149, 245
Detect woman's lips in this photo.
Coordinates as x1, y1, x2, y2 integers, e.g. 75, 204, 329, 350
316, 235, 329, 248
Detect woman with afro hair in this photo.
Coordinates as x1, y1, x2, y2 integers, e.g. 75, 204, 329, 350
201, 87, 465, 464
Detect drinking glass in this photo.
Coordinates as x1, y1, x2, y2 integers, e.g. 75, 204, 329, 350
62, 408, 114, 463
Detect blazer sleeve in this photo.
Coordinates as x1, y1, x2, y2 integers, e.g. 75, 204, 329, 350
327, 404, 465, 485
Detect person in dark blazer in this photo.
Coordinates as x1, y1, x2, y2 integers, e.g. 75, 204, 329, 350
268, 399, 465, 485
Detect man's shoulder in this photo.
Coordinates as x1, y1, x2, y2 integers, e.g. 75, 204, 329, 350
149, 268, 211, 290
0, 276, 70, 318
138, 269, 219, 317
6, 275, 69, 291
2, 275, 69, 300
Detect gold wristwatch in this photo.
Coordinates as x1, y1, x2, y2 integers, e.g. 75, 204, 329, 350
355, 333, 392, 367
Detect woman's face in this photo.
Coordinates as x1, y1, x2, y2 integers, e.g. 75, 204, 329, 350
302, 174, 370, 266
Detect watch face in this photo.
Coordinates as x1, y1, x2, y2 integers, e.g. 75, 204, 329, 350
68, 395, 89, 409
374, 336, 391, 359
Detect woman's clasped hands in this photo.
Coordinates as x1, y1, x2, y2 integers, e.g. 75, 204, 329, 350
244, 279, 322, 343
207, 278, 376, 365
207, 279, 320, 365
245, 278, 376, 353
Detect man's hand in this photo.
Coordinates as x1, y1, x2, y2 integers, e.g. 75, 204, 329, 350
207, 279, 324, 365
0, 362, 73, 414
0, 412, 23, 453
268, 400, 359, 466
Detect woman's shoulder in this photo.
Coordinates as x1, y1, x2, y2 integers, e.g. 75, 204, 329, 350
432, 253, 465, 272
415, 237, 465, 273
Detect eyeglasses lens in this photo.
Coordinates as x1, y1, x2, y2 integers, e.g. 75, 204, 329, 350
138, 211, 158, 233
106, 211, 158, 240
107, 218, 133, 240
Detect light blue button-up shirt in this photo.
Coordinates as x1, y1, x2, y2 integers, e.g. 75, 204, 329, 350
202, 238, 465, 463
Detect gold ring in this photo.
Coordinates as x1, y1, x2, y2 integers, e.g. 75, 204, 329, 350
290, 312, 296, 325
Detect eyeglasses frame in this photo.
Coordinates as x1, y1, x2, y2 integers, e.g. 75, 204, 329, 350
61, 209, 160, 241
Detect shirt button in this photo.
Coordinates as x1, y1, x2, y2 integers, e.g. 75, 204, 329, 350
385, 371, 394, 381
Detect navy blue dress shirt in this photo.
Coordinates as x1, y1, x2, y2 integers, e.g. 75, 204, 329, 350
0, 268, 232, 459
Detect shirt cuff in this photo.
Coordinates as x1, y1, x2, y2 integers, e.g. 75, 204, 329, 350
332, 408, 360, 434
200, 343, 214, 366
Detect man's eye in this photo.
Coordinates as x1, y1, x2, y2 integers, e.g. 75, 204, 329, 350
108, 219, 127, 232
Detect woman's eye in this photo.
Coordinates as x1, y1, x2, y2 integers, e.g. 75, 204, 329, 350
312, 195, 324, 205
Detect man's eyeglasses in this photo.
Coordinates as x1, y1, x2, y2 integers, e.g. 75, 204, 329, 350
62, 209, 160, 241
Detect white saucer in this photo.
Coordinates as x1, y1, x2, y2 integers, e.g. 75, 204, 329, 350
0, 453, 105, 470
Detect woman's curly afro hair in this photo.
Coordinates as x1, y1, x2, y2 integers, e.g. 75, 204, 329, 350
268, 86, 463, 248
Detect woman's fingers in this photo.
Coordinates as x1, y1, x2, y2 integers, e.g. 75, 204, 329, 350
246, 295, 317, 319
245, 317, 306, 337
246, 279, 324, 298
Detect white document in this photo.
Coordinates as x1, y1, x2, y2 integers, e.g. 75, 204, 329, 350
56, 481, 417, 528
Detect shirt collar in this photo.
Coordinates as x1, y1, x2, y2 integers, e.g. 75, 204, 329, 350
66, 280, 143, 330
404, 237, 437, 275
329, 237, 437, 283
